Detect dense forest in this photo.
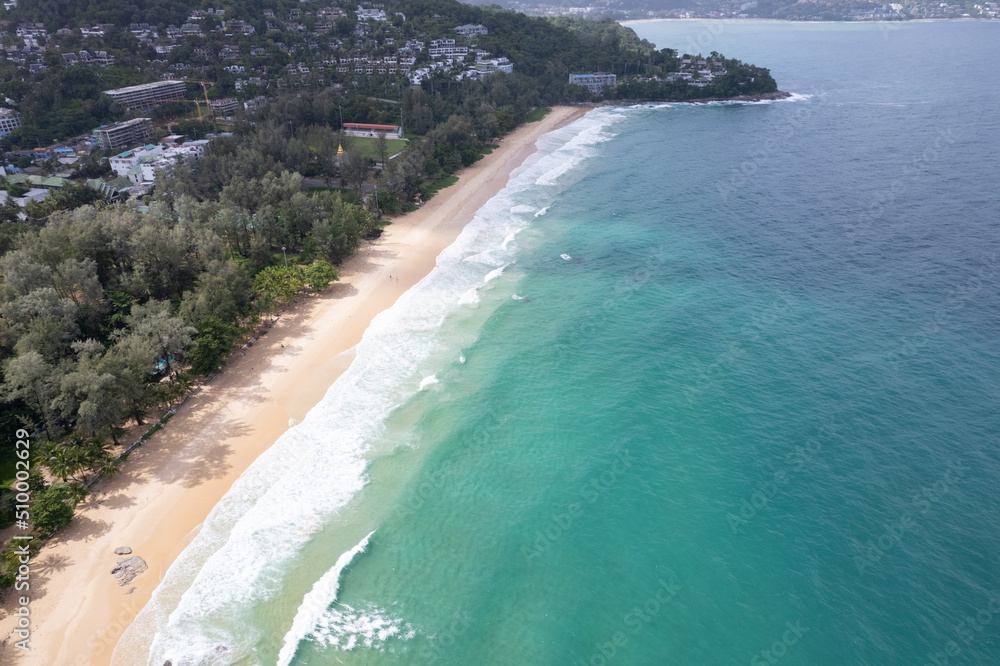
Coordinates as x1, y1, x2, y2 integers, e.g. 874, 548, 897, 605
5, 0, 306, 30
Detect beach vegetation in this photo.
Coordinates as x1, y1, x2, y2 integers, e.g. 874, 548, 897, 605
0, 536, 42, 590
37, 436, 119, 484
419, 175, 460, 200
307, 187, 362, 206
252, 265, 305, 312
372, 188, 401, 215
303, 260, 340, 292
526, 107, 552, 123
188, 317, 239, 375
30, 482, 87, 537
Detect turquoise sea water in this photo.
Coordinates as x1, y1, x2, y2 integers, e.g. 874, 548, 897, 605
125, 21, 1000, 666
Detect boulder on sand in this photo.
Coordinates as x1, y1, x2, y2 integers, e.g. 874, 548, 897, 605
110, 556, 147, 586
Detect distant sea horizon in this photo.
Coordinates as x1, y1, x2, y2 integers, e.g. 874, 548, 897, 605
124, 20, 1000, 666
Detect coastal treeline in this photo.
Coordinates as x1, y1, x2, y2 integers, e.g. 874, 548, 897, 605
0, 174, 366, 583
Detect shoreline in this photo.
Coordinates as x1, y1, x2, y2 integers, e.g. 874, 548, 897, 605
590, 91, 793, 106
0, 105, 588, 665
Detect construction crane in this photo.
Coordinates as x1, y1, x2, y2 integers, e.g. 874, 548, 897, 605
182, 80, 214, 120
172, 100, 209, 121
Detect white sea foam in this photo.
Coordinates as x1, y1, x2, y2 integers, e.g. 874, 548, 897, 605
309, 602, 416, 652
457, 288, 480, 305
689, 91, 814, 107
534, 116, 621, 186
500, 231, 518, 251
784, 92, 813, 103
484, 265, 508, 283
511, 294, 525, 301
459, 354, 466, 364
418, 374, 439, 391
636, 102, 677, 110
276, 531, 376, 666
534, 206, 550, 217
119, 107, 627, 666
561, 254, 573, 261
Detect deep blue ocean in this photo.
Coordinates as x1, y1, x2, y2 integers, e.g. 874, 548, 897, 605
123, 20, 1000, 666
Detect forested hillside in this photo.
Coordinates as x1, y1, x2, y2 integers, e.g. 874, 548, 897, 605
6, 0, 302, 30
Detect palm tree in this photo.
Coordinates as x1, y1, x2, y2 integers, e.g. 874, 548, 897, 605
39, 441, 82, 482
60, 481, 91, 505
158, 372, 193, 407
97, 455, 122, 479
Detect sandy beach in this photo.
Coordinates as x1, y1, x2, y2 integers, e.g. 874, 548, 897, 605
0, 105, 587, 665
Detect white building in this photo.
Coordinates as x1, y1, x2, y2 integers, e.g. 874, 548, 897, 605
476, 57, 513, 74
429, 39, 468, 58
104, 80, 185, 110
356, 6, 387, 20
110, 140, 209, 184
244, 95, 267, 111
568, 72, 617, 94
454, 24, 488, 37
0, 108, 21, 136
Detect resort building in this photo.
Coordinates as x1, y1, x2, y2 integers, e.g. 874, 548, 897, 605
475, 57, 513, 74
93, 118, 154, 151
568, 72, 617, 95
108, 140, 209, 185
343, 122, 402, 139
454, 24, 488, 37
0, 107, 21, 136
4, 173, 70, 190
103, 80, 187, 111
86, 177, 133, 200
356, 6, 387, 21
428, 39, 468, 58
